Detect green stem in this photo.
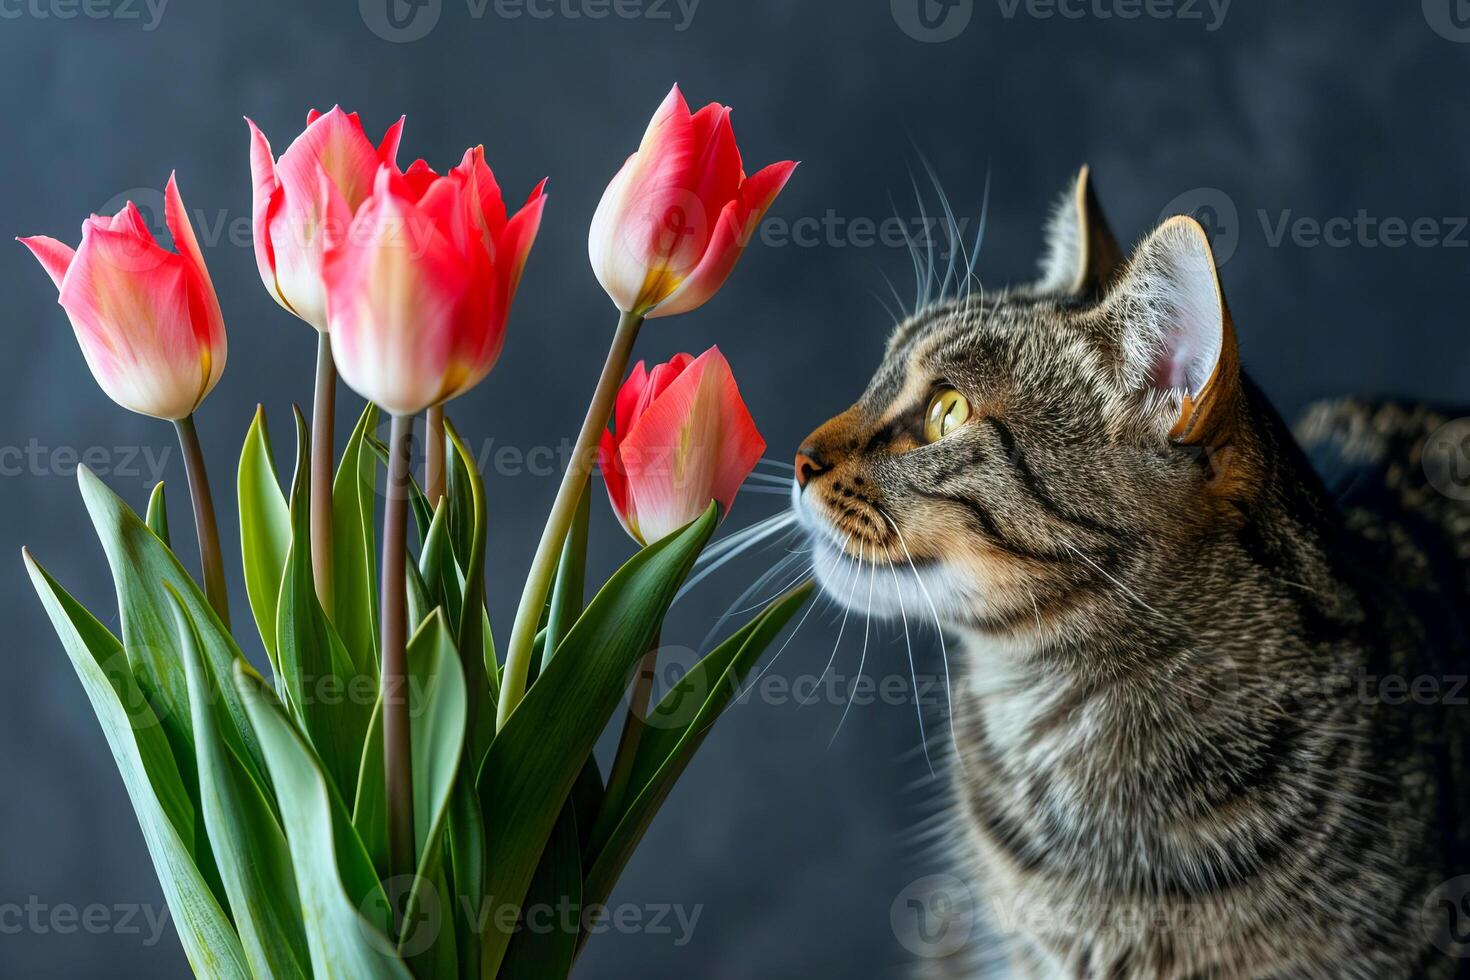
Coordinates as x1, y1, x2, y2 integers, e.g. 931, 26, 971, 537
498, 309, 644, 730
541, 480, 590, 672
425, 404, 445, 507
311, 333, 336, 613
382, 413, 416, 884
173, 414, 230, 627
598, 634, 659, 836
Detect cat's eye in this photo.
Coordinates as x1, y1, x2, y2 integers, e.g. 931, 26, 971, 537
924, 389, 971, 442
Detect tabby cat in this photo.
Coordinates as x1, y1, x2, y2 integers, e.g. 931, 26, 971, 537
791, 168, 1470, 978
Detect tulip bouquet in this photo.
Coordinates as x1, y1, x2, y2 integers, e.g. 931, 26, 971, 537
19, 87, 804, 979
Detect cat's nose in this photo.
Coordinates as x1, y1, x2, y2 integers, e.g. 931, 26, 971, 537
794, 448, 830, 489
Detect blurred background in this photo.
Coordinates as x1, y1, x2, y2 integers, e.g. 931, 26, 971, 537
3, 1, 1469, 976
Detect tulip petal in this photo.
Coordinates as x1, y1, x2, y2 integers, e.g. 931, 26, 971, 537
324, 179, 472, 416
165, 173, 216, 305
245, 117, 286, 302
59, 224, 206, 419
650, 159, 797, 319
588, 87, 704, 312
280, 106, 381, 211
165, 174, 227, 394
378, 115, 406, 167
686, 104, 743, 227
18, 235, 76, 288
617, 348, 764, 543
598, 427, 638, 542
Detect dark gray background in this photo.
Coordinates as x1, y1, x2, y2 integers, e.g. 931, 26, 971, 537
4, 1, 1469, 976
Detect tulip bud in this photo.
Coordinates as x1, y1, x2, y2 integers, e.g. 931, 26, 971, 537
589, 85, 796, 318
323, 149, 546, 417
19, 174, 227, 420
247, 106, 404, 330
599, 347, 765, 545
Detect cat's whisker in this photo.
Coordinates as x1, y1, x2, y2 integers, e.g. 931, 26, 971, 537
916, 148, 965, 303
881, 508, 962, 775
757, 458, 795, 471
1061, 541, 1172, 624
743, 472, 794, 486
727, 559, 815, 618
886, 550, 935, 777
829, 546, 877, 749
870, 288, 902, 326
692, 511, 795, 567
905, 169, 939, 310
741, 485, 801, 496
888, 191, 927, 314
678, 515, 796, 601
699, 549, 808, 649
738, 557, 831, 697
805, 537, 865, 705
962, 168, 993, 305
878, 267, 910, 320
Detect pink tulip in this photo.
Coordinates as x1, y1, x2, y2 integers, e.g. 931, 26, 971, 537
18, 175, 227, 420
322, 148, 546, 417
589, 85, 797, 318
247, 106, 404, 330
599, 347, 765, 545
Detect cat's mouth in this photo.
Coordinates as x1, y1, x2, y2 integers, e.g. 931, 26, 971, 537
794, 488, 957, 623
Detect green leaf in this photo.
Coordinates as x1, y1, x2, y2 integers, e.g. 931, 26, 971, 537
236, 666, 413, 980
350, 690, 389, 881
445, 783, 486, 980
406, 553, 433, 638
444, 422, 475, 569
474, 503, 718, 977
276, 408, 372, 801
541, 481, 588, 673
172, 588, 311, 980
78, 465, 268, 793
444, 421, 490, 762
25, 552, 250, 980
146, 481, 170, 548
398, 612, 468, 978
419, 502, 464, 630
238, 406, 292, 673
333, 403, 381, 679
583, 583, 813, 909
497, 806, 580, 979
351, 612, 467, 892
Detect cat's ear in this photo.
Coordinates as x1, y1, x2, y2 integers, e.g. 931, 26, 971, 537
1096, 214, 1240, 445
1035, 165, 1124, 296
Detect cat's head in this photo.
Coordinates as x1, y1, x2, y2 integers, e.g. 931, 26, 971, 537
793, 168, 1265, 642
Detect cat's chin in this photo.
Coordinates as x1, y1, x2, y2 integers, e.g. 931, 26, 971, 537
796, 505, 972, 626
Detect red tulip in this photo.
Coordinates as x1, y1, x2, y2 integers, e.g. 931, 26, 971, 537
18, 175, 227, 420
247, 106, 404, 330
322, 148, 546, 416
599, 347, 765, 545
589, 85, 797, 318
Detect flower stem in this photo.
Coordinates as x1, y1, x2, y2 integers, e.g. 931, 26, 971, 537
598, 634, 659, 833
425, 405, 445, 507
312, 333, 336, 613
499, 309, 644, 730
382, 413, 416, 882
173, 414, 229, 627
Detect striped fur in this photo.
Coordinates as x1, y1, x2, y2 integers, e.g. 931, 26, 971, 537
793, 174, 1470, 978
